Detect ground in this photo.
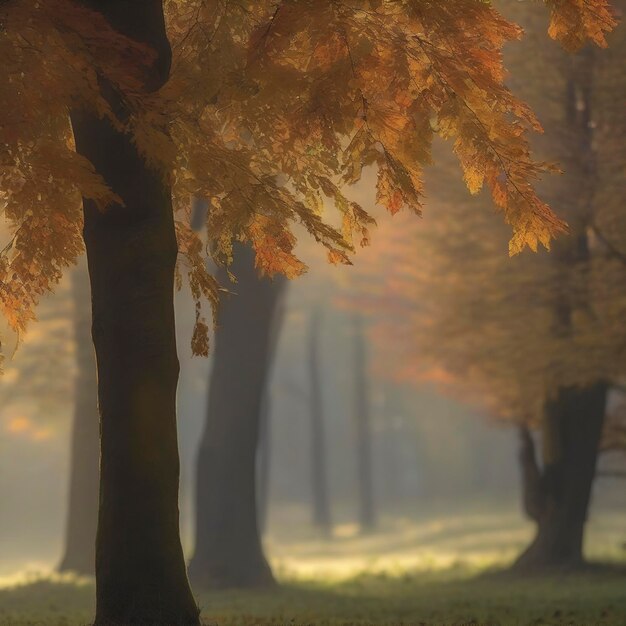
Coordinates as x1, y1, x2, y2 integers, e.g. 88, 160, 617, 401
0, 567, 625, 625
1, 502, 624, 625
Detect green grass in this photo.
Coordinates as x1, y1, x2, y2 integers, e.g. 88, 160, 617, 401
2, 504, 624, 624
1, 566, 625, 625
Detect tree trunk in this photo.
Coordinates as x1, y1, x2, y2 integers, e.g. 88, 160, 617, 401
309, 311, 332, 534
513, 45, 608, 574
514, 383, 608, 571
353, 316, 376, 532
518, 425, 546, 526
256, 386, 272, 536
71, 2, 199, 622
58, 260, 99, 576
189, 243, 285, 589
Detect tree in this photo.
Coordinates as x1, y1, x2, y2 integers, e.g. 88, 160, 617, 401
256, 385, 274, 536
58, 259, 99, 576
508, 1, 626, 571
354, 0, 626, 571
189, 242, 285, 589
352, 315, 376, 531
308, 310, 333, 534
70, 3, 200, 622
0, 0, 616, 621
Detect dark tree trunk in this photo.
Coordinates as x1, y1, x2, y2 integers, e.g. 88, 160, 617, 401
256, 386, 272, 535
377, 385, 401, 508
71, 2, 199, 623
189, 243, 285, 589
512, 45, 608, 574
58, 260, 99, 576
514, 383, 608, 571
353, 316, 376, 532
309, 311, 332, 534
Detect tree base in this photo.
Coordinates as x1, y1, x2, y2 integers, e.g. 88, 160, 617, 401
94, 618, 200, 625
93, 603, 200, 626
188, 558, 276, 591
509, 537, 585, 575
57, 555, 94, 578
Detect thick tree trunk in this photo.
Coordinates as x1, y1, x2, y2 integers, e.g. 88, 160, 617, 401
309, 311, 332, 533
514, 383, 607, 571
58, 260, 99, 576
71, 2, 199, 623
353, 316, 376, 532
189, 243, 285, 589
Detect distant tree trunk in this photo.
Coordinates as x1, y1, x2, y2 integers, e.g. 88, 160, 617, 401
514, 384, 607, 571
256, 387, 272, 535
514, 47, 607, 573
309, 311, 332, 534
58, 260, 99, 576
378, 385, 401, 509
189, 242, 285, 589
72, 2, 199, 623
353, 316, 376, 532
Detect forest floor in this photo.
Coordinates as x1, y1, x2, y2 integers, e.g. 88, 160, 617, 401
1, 502, 625, 625
0, 565, 625, 625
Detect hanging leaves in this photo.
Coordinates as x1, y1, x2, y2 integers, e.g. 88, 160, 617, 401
546, 0, 617, 50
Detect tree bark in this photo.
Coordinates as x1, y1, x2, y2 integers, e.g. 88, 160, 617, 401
309, 311, 332, 534
353, 316, 376, 532
514, 383, 607, 571
189, 242, 285, 589
58, 260, 99, 576
71, 1, 199, 622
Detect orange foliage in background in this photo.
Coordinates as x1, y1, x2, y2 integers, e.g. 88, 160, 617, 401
344, 1, 626, 449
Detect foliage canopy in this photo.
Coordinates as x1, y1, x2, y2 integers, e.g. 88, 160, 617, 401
0, 0, 617, 352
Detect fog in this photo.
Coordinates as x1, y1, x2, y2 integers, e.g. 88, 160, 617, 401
1, 245, 624, 587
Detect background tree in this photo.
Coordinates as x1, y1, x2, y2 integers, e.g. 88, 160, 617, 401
189, 242, 286, 589
308, 310, 333, 534
353, 315, 376, 532
0, 0, 616, 621
256, 386, 275, 536
354, 0, 626, 571
58, 259, 98, 576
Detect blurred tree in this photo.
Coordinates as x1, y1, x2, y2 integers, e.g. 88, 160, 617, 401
511, 45, 605, 573
256, 387, 274, 536
309, 310, 333, 534
0, 0, 616, 621
355, 0, 626, 571
353, 315, 376, 531
189, 242, 286, 589
58, 259, 98, 576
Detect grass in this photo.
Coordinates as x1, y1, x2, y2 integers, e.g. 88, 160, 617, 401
2, 503, 624, 624
1, 565, 625, 625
